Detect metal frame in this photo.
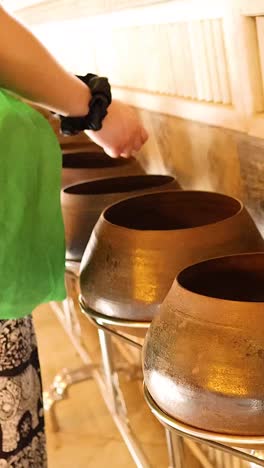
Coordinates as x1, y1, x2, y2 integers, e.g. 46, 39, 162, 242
144, 385, 264, 468
79, 297, 148, 349
46, 263, 151, 467
79, 299, 197, 468
47, 263, 262, 467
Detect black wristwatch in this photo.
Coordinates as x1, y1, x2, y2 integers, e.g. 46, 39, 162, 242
59, 73, 112, 135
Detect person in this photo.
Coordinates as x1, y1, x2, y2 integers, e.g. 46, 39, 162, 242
0, 5, 148, 466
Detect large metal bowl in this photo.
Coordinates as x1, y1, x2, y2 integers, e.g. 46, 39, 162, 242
80, 190, 264, 321
62, 152, 144, 188
143, 252, 264, 436
62, 175, 179, 261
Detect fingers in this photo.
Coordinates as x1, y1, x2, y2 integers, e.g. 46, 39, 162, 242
90, 120, 149, 159
120, 127, 148, 158
120, 137, 140, 158
120, 148, 133, 158
141, 127, 149, 144
103, 146, 122, 158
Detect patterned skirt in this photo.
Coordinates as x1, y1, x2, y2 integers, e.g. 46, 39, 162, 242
0, 316, 47, 467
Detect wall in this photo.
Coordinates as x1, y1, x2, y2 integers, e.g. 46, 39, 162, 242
11, 0, 264, 233
138, 109, 264, 233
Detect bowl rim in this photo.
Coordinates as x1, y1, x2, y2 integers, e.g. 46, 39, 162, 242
61, 174, 175, 195
100, 189, 244, 233
175, 251, 264, 306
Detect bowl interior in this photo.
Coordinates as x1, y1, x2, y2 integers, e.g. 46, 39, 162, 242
104, 191, 242, 231
63, 152, 132, 169
63, 175, 174, 195
178, 253, 264, 302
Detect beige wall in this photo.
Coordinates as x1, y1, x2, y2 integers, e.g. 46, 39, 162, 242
137, 109, 264, 234
9, 0, 167, 20
15, 0, 264, 136
14, 0, 264, 234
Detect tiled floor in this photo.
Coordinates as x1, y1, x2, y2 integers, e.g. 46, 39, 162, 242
33, 304, 200, 468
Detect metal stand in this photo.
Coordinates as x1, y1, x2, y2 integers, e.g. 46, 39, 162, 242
144, 384, 264, 468
47, 264, 231, 468
165, 429, 185, 468
97, 328, 150, 467
78, 299, 197, 468
79, 298, 148, 349
45, 263, 151, 467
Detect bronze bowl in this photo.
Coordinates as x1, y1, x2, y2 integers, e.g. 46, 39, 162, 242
62, 175, 179, 261
62, 152, 144, 188
143, 252, 264, 436
80, 190, 264, 322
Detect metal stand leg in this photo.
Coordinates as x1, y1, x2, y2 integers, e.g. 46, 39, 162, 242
48, 283, 152, 467
97, 328, 151, 467
98, 329, 119, 413
165, 428, 184, 468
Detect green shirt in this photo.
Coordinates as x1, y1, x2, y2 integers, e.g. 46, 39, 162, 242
0, 89, 66, 318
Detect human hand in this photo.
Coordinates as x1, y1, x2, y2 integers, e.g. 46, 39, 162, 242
85, 99, 148, 158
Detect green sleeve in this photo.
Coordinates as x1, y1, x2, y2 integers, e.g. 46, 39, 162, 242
0, 90, 66, 318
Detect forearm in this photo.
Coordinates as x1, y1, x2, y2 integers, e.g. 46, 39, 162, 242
0, 7, 90, 116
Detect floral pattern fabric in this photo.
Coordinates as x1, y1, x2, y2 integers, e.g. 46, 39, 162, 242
0, 317, 46, 467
